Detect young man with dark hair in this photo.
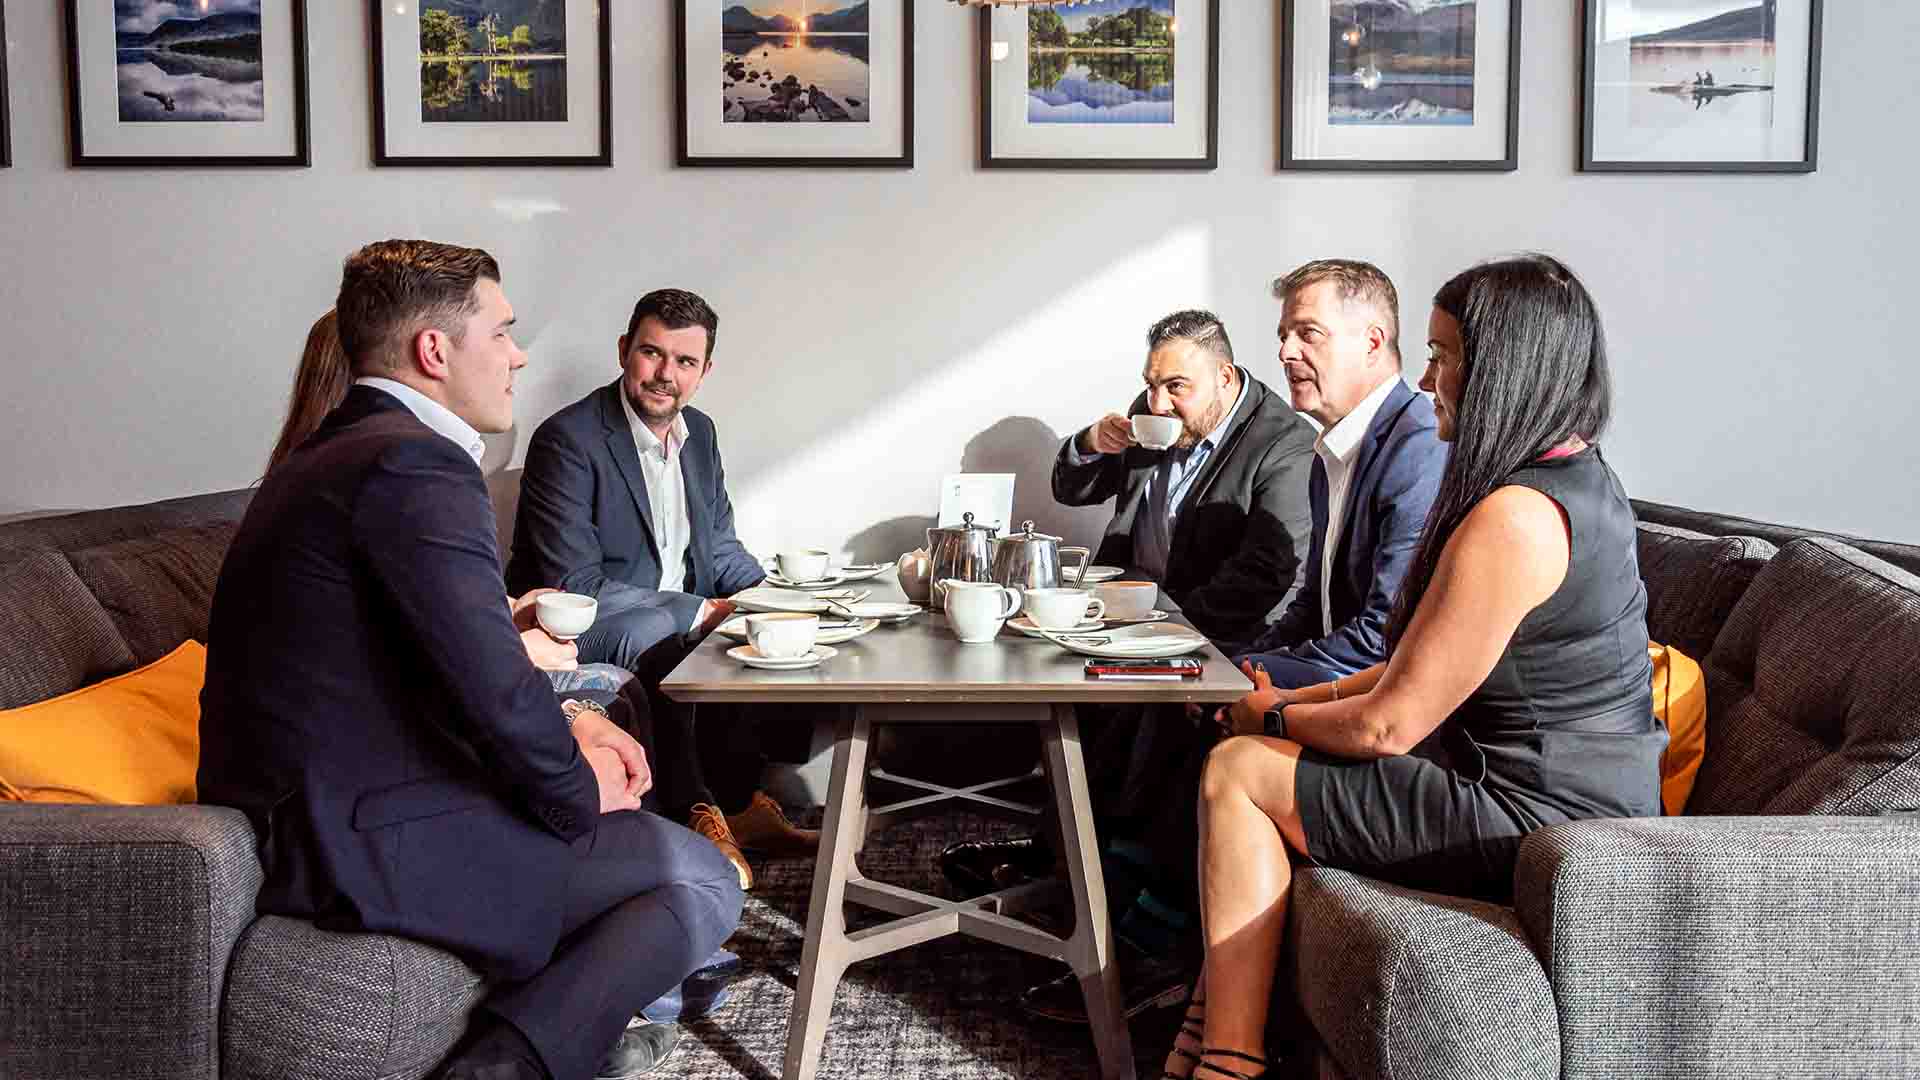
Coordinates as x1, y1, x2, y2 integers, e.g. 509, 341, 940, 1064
199, 241, 743, 1080
509, 288, 818, 891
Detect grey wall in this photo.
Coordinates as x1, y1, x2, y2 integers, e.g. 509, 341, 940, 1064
1, 2, 1915, 550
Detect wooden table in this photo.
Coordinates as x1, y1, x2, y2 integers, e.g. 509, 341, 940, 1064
661, 576, 1251, 1080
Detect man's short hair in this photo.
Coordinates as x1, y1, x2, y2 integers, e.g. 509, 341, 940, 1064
624, 288, 720, 361
335, 240, 500, 373
1146, 309, 1235, 366
1272, 259, 1401, 361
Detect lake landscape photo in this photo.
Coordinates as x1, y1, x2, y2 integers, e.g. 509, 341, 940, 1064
1621, 0, 1778, 129
1328, 0, 1475, 126
1027, 0, 1175, 125
721, 2, 871, 123
419, 1, 569, 123
114, 0, 265, 123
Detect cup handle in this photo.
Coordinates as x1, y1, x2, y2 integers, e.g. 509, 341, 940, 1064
997, 588, 1022, 621
1084, 598, 1106, 622
1061, 546, 1091, 587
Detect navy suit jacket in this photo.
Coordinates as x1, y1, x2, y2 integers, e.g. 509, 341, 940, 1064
197, 386, 601, 981
1242, 380, 1447, 675
507, 381, 765, 632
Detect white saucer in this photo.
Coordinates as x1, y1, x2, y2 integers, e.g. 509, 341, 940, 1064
716, 616, 878, 646
835, 601, 922, 623
837, 564, 891, 582
727, 644, 838, 670
1040, 624, 1208, 659
1074, 566, 1126, 584
733, 587, 856, 614
1103, 610, 1170, 625
1007, 615, 1105, 638
765, 573, 847, 590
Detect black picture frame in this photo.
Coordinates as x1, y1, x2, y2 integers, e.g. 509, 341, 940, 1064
1580, 0, 1822, 174
1, 1, 12, 169
371, 0, 613, 167
1279, 0, 1520, 172
64, 0, 311, 168
978, 0, 1219, 171
676, 0, 914, 168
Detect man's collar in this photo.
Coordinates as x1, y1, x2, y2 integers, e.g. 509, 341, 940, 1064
353, 376, 485, 464
617, 384, 689, 455
1315, 374, 1401, 464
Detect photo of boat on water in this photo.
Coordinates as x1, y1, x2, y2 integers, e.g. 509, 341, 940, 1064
114, 0, 265, 123
721, 2, 871, 123
1027, 0, 1175, 125
1328, 0, 1475, 126
418, 1, 569, 123
1623, 0, 1778, 129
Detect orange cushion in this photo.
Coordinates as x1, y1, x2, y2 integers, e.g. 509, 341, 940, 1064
1650, 641, 1707, 816
0, 641, 203, 804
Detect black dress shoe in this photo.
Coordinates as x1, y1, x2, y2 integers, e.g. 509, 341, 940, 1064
939, 835, 1055, 896
1018, 937, 1192, 1025
594, 1023, 683, 1079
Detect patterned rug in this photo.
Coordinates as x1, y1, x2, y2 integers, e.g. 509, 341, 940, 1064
663, 807, 1188, 1080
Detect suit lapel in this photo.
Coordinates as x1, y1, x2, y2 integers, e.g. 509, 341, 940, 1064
1170, 371, 1263, 555
679, 418, 714, 596
599, 383, 660, 559
1331, 380, 1417, 572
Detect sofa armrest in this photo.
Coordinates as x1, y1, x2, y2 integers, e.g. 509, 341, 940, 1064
1288, 867, 1559, 1080
1515, 815, 1920, 1080
0, 803, 264, 1080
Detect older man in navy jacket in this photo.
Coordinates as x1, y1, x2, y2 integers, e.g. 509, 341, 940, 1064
199, 242, 742, 1080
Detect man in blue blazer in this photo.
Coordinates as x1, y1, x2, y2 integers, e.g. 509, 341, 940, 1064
508, 290, 816, 888
199, 241, 742, 1080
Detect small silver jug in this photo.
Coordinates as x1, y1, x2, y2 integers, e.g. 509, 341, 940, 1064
925, 512, 998, 611
990, 520, 1091, 595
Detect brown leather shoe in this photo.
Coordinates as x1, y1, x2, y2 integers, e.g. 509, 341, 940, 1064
724, 791, 820, 857
688, 803, 752, 890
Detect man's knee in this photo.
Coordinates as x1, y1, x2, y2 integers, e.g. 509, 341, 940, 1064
1200, 735, 1265, 805
584, 606, 681, 671
671, 831, 745, 944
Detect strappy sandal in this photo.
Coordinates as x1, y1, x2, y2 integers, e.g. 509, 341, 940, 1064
1160, 996, 1207, 1079
1195, 1048, 1271, 1079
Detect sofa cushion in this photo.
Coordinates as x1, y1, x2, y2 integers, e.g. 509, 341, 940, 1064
1288, 867, 1558, 1080
68, 524, 233, 665
1634, 522, 1776, 660
0, 641, 203, 804
221, 915, 487, 1080
0, 549, 137, 709
1688, 538, 1920, 816
1633, 497, 1920, 578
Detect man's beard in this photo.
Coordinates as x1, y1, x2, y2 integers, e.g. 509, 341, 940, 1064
1174, 391, 1230, 450
627, 383, 682, 423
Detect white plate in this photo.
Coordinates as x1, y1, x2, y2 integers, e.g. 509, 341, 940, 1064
837, 564, 891, 582
727, 644, 838, 670
1103, 610, 1170, 625
764, 572, 848, 590
1041, 624, 1209, 659
715, 616, 878, 646
732, 587, 833, 614
1074, 565, 1127, 584
1007, 615, 1105, 638
835, 601, 922, 623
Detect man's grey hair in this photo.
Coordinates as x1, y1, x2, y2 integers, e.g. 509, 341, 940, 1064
1272, 259, 1402, 362
1146, 309, 1235, 366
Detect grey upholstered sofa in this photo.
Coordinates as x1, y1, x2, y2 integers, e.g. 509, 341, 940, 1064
1286, 504, 1920, 1080
5, 487, 1919, 1080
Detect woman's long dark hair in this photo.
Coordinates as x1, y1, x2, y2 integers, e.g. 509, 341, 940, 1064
264, 310, 351, 477
1385, 254, 1612, 647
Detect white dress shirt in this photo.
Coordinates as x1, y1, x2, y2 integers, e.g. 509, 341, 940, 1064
353, 377, 485, 465
617, 387, 692, 595
1313, 376, 1402, 635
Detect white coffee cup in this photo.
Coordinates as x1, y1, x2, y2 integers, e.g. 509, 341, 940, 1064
1095, 580, 1158, 621
943, 580, 1022, 643
1130, 414, 1183, 451
534, 593, 598, 641
1023, 587, 1106, 630
746, 612, 819, 659
776, 549, 832, 581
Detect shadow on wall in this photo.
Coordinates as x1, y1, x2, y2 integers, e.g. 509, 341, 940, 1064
843, 415, 1111, 563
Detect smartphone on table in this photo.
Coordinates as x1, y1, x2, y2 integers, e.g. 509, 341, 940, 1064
1084, 657, 1204, 680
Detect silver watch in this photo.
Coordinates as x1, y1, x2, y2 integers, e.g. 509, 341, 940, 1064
560, 699, 609, 729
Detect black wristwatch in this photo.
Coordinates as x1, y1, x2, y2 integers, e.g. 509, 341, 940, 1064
1263, 704, 1289, 739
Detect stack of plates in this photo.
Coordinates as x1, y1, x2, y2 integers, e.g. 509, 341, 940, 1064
714, 615, 879, 646
1040, 623, 1209, 659
732, 587, 867, 614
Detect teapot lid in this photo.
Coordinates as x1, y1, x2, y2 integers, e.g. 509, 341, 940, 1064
1007, 519, 1061, 543
932, 511, 998, 535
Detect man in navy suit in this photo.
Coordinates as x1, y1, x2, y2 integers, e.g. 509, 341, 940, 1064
1017, 259, 1449, 1025
199, 242, 742, 1080
508, 290, 817, 890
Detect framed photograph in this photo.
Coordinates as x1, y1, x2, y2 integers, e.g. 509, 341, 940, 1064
63, 0, 311, 167
1, 1, 11, 168
371, 0, 612, 166
980, 0, 1218, 170
1280, 0, 1519, 171
677, 0, 913, 167
1582, 0, 1822, 173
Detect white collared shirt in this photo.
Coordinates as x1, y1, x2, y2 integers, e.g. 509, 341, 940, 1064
354, 376, 485, 464
1134, 372, 1251, 581
617, 388, 692, 594
1314, 376, 1402, 635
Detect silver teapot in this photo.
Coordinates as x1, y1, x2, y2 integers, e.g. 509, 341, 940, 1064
990, 520, 1091, 595
925, 512, 999, 611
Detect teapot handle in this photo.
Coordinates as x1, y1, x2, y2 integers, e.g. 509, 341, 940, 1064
1060, 546, 1092, 587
